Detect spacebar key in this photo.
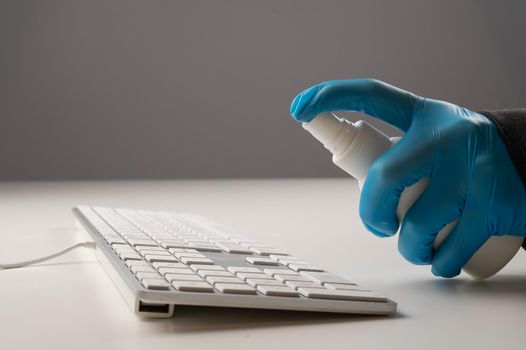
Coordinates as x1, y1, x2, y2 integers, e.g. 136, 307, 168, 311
298, 288, 387, 302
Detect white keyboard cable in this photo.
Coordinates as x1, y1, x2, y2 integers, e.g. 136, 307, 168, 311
0, 240, 96, 269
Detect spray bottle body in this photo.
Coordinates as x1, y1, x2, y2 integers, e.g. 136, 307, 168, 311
304, 113, 522, 279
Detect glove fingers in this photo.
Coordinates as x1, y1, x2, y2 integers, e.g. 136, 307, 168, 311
430, 208, 490, 278
430, 158, 495, 278
359, 133, 432, 237
398, 173, 463, 265
290, 78, 418, 131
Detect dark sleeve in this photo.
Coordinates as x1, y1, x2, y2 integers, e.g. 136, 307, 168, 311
479, 109, 526, 250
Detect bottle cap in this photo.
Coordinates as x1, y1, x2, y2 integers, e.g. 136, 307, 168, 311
302, 112, 391, 180
302, 113, 357, 154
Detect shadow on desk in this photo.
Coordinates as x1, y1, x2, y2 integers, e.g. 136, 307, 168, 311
404, 273, 526, 297
141, 306, 404, 333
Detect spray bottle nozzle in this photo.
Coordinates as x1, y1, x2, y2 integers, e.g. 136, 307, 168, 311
302, 113, 358, 154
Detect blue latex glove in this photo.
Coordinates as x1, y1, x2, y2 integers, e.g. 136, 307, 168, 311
290, 79, 526, 277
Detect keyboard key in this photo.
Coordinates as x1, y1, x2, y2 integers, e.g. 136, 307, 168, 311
188, 244, 222, 252
285, 281, 324, 290
249, 247, 288, 256
246, 257, 279, 265
135, 246, 166, 253
117, 229, 143, 234
257, 285, 299, 297
144, 230, 170, 236
150, 233, 174, 238
173, 253, 204, 259
227, 266, 262, 274
231, 237, 262, 245
236, 272, 271, 281
324, 283, 370, 291
216, 243, 253, 254
214, 283, 257, 295
160, 240, 188, 249
190, 265, 225, 272
127, 239, 158, 247
270, 255, 302, 262
298, 288, 387, 302
299, 272, 354, 285
105, 236, 127, 245
152, 235, 175, 241
144, 254, 178, 263
119, 251, 142, 261
205, 276, 243, 285
263, 269, 298, 277
183, 239, 210, 245
152, 262, 185, 269
158, 265, 195, 275
288, 264, 325, 272
165, 274, 203, 282
168, 248, 199, 254
135, 272, 160, 280
138, 250, 172, 257
277, 259, 309, 266
180, 257, 214, 265
177, 232, 199, 237
172, 281, 214, 292
246, 278, 285, 288
122, 233, 148, 240
125, 260, 150, 269
197, 270, 234, 278
142, 278, 171, 290
177, 235, 200, 241
274, 274, 312, 283
130, 265, 155, 274
112, 244, 134, 252
158, 267, 194, 276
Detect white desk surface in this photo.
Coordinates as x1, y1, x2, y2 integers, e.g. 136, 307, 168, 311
1, 179, 525, 350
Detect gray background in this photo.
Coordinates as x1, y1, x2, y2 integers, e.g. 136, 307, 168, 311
1, 0, 524, 180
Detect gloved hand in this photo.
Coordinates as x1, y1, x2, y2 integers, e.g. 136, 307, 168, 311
290, 78, 526, 277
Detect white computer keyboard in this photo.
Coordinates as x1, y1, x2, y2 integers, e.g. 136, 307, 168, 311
74, 206, 397, 317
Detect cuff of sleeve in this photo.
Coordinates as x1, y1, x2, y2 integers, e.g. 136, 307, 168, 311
480, 109, 526, 187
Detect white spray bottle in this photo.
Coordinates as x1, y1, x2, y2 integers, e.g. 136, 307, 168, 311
303, 112, 523, 279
